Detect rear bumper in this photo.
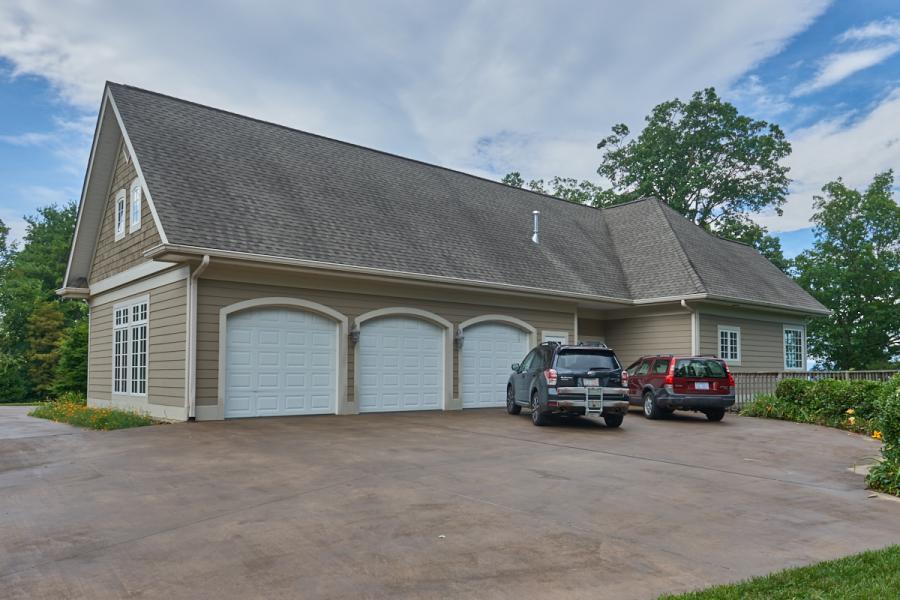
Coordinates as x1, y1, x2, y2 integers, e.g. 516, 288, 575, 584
547, 387, 629, 415
657, 393, 735, 410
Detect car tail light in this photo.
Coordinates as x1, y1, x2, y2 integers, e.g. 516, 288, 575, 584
621, 370, 629, 388
725, 364, 736, 388
664, 360, 674, 392
543, 368, 558, 386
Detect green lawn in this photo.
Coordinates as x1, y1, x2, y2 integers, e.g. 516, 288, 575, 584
660, 545, 900, 599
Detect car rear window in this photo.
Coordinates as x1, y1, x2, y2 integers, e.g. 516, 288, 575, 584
674, 359, 727, 378
555, 350, 620, 371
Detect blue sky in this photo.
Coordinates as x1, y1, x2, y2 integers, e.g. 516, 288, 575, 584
1, 1, 898, 259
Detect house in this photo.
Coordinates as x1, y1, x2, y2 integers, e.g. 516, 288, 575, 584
59, 83, 829, 421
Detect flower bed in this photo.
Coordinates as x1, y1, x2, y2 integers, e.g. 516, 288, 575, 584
29, 392, 156, 430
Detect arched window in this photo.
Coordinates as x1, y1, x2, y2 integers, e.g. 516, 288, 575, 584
129, 178, 142, 232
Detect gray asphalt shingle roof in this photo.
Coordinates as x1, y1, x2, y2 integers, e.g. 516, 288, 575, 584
108, 83, 827, 313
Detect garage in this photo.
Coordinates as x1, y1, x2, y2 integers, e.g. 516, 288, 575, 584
224, 307, 338, 418
357, 316, 444, 412
461, 322, 531, 408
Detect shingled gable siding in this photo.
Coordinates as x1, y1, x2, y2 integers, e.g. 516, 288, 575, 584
194, 266, 577, 412
698, 311, 806, 372
603, 311, 692, 368
88, 141, 162, 285
88, 279, 187, 409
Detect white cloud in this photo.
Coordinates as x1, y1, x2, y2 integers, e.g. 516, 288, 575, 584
754, 87, 900, 232
839, 17, 900, 42
0, 0, 829, 184
793, 44, 900, 96
0, 131, 56, 146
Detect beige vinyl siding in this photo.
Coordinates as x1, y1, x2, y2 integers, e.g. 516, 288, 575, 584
88, 142, 162, 284
699, 312, 803, 372
604, 312, 692, 369
196, 266, 576, 408
88, 280, 187, 407
578, 318, 605, 343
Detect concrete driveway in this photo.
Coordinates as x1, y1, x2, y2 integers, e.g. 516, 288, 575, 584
1, 405, 898, 600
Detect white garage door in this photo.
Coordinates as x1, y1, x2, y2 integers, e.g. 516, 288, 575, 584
358, 316, 444, 412
461, 322, 530, 408
225, 308, 337, 418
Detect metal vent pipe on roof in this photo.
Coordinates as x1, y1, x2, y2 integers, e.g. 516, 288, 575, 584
532, 210, 540, 244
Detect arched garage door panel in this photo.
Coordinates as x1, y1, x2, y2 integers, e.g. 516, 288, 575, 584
225, 308, 337, 418
358, 317, 443, 412
462, 322, 530, 408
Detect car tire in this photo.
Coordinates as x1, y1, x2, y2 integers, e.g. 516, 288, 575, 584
531, 391, 547, 426
506, 386, 521, 415
643, 392, 665, 420
604, 414, 624, 428
705, 408, 726, 422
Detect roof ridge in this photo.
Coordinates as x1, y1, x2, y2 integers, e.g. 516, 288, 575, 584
106, 81, 620, 215
653, 199, 707, 294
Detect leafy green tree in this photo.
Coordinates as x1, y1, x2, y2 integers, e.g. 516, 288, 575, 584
53, 318, 89, 395
502, 88, 791, 269
794, 171, 900, 369
0, 355, 29, 403
0, 203, 86, 400
25, 300, 66, 399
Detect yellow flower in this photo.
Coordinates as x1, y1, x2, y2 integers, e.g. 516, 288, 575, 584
848, 416, 856, 425
873, 431, 883, 441
845, 408, 855, 415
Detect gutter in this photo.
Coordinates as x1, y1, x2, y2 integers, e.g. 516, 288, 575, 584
681, 299, 699, 355
186, 255, 210, 420
56, 287, 90, 299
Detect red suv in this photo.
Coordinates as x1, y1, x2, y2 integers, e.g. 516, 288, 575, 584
624, 355, 735, 421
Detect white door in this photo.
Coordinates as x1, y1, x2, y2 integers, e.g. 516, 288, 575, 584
358, 316, 444, 412
462, 322, 530, 408
225, 308, 337, 418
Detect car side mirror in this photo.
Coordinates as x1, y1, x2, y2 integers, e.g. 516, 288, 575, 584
511, 363, 520, 372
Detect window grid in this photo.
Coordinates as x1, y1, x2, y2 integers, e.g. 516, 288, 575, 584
114, 299, 148, 396
784, 328, 804, 370
718, 327, 740, 362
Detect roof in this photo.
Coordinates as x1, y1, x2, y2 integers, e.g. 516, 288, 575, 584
82, 83, 827, 314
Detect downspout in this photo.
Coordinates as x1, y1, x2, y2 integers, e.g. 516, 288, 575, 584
681, 299, 698, 355
187, 255, 210, 420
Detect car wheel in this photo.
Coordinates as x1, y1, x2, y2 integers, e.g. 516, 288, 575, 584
531, 391, 547, 426
643, 392, 665, 420
506, 386, 521, 415
604, 414, 624, 428
705, 408, 726, 422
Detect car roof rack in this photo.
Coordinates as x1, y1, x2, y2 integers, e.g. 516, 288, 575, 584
576, 341, 608, 348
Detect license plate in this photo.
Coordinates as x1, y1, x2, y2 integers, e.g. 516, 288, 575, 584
695, 382, 709, 390
583, 378, 599, 387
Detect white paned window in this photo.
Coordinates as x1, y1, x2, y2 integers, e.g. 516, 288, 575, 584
784, 327, 804, 370
114, 189, 127, 240
113, 297, 149, 395
717, 325, 741, 363
129, 179, 142, 232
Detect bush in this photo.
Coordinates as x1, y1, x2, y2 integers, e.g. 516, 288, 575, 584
0, 354, 30, 403
868, 375, 900, 496
28, 392, 156, 430
775, 378, 813, 404
741, 393, 804, 421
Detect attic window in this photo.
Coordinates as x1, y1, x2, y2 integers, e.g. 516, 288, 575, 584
129, 178, 142, 232
114, 189, 127, 240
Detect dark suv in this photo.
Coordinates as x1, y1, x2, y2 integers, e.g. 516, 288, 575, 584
625, 355, 736, 421
506, 342, 630, 428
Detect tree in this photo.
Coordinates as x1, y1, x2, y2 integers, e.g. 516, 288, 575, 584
25, 300, 66, 399
502, 88, 792, 269
0, 203, 86, 401
794, 171, 900, 370
53, 318, 89, 396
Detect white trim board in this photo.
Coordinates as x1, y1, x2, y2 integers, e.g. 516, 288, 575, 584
90, 261, 178, 296
89, 266, 189, 307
